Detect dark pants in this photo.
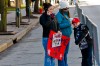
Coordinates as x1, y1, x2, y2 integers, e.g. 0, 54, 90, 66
81, 44, 92, 66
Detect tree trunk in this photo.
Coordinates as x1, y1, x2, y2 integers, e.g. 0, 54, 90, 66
34, 0, 39, 13
0, 0, 7, 32
40, 0, 43, 6
8, 0, 11, 7
25, 0, 30, 16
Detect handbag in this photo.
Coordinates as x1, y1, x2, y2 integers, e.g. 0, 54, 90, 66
47, 30, 70, 60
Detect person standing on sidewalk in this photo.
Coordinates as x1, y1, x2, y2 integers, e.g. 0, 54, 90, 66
56, 1, 72, 66
72, 18, 93, 66
39, 3, 61, 66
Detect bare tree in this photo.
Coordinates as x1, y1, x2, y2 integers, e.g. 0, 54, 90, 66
0, 0, 7, 32
8, 0, 11, 7
34, 0, 39, 13
25, 0, 31, 16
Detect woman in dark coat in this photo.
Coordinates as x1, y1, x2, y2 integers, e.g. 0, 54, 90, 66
39, 3, 61, 66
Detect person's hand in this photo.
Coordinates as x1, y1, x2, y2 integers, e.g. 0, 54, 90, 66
47, 11, 51, 15
70, 18, 73, 22
57, 31, 62, 36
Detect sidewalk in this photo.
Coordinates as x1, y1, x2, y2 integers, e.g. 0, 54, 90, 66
0, 9, 40, 52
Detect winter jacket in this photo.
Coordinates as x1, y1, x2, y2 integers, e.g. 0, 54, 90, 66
40, 12, 60, 38
73, 24, 93, 50
56, 11, 72, 37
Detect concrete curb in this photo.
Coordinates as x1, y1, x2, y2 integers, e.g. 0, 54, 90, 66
12, 19, 39, 42
0, 39, 13, 52
0, 18, 39, 53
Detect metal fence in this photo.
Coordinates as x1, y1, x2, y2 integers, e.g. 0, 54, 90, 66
75, 3, 100, 66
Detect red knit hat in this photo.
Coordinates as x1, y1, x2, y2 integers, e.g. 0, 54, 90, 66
72, 18, 80, 24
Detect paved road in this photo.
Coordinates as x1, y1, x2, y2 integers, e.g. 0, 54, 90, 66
80, 5, 100, 49
80, 5, 100, 25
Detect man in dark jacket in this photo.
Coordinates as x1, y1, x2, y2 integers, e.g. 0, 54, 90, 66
72, 18, 93, 66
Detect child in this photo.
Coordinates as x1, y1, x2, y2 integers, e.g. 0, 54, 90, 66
72, 18, 93, 66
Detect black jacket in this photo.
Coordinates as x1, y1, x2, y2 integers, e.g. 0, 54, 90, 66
74, 24, 92, 45
39, 12, 60, 38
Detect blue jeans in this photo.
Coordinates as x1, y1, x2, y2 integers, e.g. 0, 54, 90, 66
58, 42, 70, 66
42, 38, 55, 66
